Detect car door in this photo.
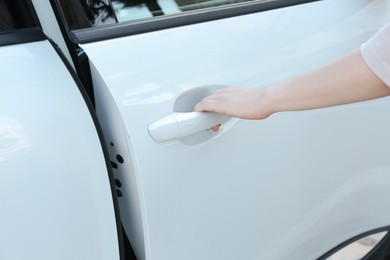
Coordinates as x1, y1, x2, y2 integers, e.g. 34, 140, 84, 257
46, 0, 390, 259
0, 1, 122, 259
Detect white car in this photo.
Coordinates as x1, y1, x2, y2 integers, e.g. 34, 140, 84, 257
1, 0, 390, 259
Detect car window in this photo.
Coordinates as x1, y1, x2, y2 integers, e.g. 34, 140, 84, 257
56, 0, 277, 29
53, 0, 317, 44
0, 0, 15, 31
0, 0, 44, 46
0, 0, 40, 30
111, 0, 256, 23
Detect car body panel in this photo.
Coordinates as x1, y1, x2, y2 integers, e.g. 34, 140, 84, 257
0, 39, 120, 260
80, 0, 390, 259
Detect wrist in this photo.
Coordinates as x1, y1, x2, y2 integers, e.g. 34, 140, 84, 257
256, 86, 278, 119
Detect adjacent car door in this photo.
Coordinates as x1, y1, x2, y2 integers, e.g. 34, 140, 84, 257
0, 1, 122, 259
48, 0, 390, 259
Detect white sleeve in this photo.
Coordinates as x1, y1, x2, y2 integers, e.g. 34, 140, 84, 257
360, 23, 390, 87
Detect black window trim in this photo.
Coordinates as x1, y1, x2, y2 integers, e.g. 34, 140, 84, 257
0, 27, 46, 47
53, 0, 321, 44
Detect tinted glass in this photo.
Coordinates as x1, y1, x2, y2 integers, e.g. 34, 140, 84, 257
0, 0, 40, 31
0, 0, 44, 47
57, 0, 263, 29
0, 0, 16, 31
112, 0, 255, 22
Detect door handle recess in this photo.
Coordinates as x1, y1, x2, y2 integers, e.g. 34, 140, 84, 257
148, 112, 228, 143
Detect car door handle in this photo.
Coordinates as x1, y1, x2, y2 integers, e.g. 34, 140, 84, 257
148, 112, 228, 143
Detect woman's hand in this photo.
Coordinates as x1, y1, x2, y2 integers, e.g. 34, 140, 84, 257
194, 87, 273, 120
194, 50, 390, 132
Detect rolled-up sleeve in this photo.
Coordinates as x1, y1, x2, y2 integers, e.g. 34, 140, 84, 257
360, 23, 390, 87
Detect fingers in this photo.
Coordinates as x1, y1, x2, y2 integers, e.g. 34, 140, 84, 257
194, 89, 225, 112
194, 98, 218, 112
194, 100, 211, 112
194, 101, 205, 112
194, 101, 222, 132
194, 90, 225, 131
210, 124, 221, 132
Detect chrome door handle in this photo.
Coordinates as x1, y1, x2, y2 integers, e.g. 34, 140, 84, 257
148, 112, 228, 143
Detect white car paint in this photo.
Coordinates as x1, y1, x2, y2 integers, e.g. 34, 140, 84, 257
80, 0, 390, 259
0, 40, 119, 260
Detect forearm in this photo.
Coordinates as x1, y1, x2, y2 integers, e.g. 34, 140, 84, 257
266, 49, 390, 114
195, 49, 390, 121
